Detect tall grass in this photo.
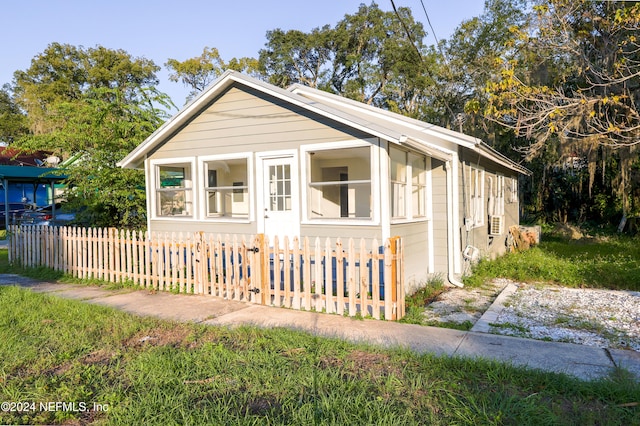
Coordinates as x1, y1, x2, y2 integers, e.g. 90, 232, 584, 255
465, 234, 640, 291
0, 286, 638, 425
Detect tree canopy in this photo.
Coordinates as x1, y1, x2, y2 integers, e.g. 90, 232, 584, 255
166, 47, 259, 104
6, 43, 171, 228
2, 1, 638, 229
486, 0, 640, 219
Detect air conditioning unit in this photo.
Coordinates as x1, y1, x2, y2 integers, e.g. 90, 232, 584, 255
489, 215, 504, 236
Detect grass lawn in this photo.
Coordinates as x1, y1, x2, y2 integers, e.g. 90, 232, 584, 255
0, 286, 638, 425
0, 241, 639, 425
464, 233, 640, 291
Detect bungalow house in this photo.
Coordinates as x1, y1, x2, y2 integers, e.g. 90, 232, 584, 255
118, 71, 530, 291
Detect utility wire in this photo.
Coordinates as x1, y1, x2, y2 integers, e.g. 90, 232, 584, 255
390, 0, 423, 61
420, 0, 441, 49
389, 0, 459, 125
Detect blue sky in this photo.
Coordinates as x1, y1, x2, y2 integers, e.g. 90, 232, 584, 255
2, 0, 485, 108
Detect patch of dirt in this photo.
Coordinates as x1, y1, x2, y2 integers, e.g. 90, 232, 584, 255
123, 324, 194, 349
319, 350, 403, 379
246, 396, 281, 416
421, 279, 508, 327
80, 349, 117, 366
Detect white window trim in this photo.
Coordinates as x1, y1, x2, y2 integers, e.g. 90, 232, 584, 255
495, 174, 505, 216
198, 153, 253, 223
508, 176, 519, 204
150, 157, 197, 221
300, 139, 380, 226
469, 164, 485, 228
390, 147, 429, 224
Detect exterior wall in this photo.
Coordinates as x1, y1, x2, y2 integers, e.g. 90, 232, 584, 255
300, 224, 382, 242
148, 219, 257, 236
430, 159, 449, 276
146, 82, 373, 239
149, 85, 368, 159
458, 150, 521, 261
389, 221, 429, 293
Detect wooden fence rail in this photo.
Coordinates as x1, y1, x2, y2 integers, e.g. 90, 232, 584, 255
8, 225, 405, 320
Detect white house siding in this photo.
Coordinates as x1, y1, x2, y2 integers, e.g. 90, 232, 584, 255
148, 219, 257, 236
148, 85, 369, 160
300, 224, 382, 242
430, 160, 449, 276
389, 221, 429, 293
146, 83, 372, 236
459, 150, 522, 260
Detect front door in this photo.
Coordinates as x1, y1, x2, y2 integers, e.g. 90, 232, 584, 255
260, 156, 299, 242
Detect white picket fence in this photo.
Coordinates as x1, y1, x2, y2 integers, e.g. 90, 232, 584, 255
8, 226, 405, 320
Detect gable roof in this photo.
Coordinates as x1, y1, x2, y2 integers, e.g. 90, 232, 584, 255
118, 70, 530, 175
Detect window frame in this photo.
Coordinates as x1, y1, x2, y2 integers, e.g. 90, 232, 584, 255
300, 140, 380, 226
508, 176, 519, 204
390, 146, 429, 223
199, 153, 253, 223
469, 164, 485, 228
151, 157, 196, 220
495, 174, 505, 216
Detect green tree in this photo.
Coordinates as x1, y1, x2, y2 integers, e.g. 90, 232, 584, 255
11, 43, 171, 228
166, 47, 259, 104
440, 0, 530, 135
258, 2, 435, 118
486, 0, 640, 219
0, 84, 28, 143
259, 26, 333, 89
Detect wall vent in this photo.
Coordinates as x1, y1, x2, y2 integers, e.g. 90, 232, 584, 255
489, 215, 503, 236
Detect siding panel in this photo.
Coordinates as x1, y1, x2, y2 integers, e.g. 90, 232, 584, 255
150, 85, 369, 160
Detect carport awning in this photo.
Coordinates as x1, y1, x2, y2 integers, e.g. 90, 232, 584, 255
0, 165, 66, 182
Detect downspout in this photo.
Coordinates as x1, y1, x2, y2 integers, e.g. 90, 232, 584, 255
445, 160, 464, 288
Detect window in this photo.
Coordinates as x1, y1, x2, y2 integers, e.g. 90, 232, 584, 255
156, 164, 193, 217
495, 174, 505, 216
390, 148, 407, 218
204, 157, 249, 218
268, 163, 292, 212
390, 147, 427, 220
470, 165, 484, 227
410, 153, 427, 218
308, 146, 371, 219
508, 177, 519, 203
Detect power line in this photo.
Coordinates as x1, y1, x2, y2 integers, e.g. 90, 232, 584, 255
419, 0, 440, 48
390, 0, 423, 61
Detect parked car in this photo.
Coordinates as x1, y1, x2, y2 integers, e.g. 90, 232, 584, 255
0, 203, 29, 229
19, 203, 77, 227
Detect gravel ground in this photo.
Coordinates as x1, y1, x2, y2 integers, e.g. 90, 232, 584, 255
491, 282, 640, 352
423, 278, 640, 352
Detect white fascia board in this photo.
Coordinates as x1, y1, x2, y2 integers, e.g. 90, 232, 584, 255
475, 142, 532, 176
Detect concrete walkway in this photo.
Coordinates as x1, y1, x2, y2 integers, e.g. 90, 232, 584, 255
1, 274, 638, 382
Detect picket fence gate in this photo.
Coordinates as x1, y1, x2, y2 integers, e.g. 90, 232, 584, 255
8, 225, 405, 320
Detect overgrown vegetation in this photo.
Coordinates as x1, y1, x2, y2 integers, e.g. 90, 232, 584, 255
465, 231, 640, 291
0, 286, 637, 425
400, 275, 446, 325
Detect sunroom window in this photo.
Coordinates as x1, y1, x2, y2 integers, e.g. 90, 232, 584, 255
410, 153, 427, 218
390, 147, 427, 220
204, 158, 249, 218
156, 164, 192, 217
308, 146, 372, 219
390, 147, 407, 218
